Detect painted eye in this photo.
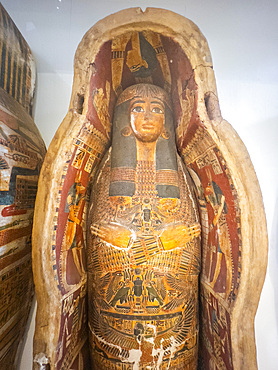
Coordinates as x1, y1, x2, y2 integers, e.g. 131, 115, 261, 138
132, 106, 144, 113
152, 107, 163, 114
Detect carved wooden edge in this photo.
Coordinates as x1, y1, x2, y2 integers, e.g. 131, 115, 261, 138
32, 112, 86, 367
211, 120, 268, 369
32, 7, 267, 368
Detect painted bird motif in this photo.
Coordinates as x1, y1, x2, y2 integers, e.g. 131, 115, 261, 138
110, 282, 130, 306
106, 271, 123, 302
146, 281, 163, 305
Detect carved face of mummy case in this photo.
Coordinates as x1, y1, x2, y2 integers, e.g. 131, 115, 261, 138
130, 97, 165, 143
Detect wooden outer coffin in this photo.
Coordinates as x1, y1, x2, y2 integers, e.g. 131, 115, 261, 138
32, 7, 268, 370
0, 3, 46, 369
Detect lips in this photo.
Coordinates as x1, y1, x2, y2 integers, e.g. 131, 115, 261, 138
142, 123, 155, 130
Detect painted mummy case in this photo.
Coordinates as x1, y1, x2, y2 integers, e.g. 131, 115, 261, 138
0, 4, 46, 368
87, 83, 201, 369
32, 8, 267, 370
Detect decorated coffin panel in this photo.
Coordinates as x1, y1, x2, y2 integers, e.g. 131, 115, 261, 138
180, 128, 240, 369
0, 4, 45, 368
0, 4, 35, 116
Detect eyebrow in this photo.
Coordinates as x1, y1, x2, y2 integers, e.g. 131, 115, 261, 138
151, 101, 164, 106
130, 99, 165, 108
131, 100, 145, 105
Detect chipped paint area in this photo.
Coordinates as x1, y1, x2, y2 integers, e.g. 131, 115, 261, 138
167, 336, 185, 370
152, 338, 165, 369
145, 324, 166, 369
90, 327, 123, 354
92, 327, 143, 369
122, 347, 142, 370
33, 353, 50, 367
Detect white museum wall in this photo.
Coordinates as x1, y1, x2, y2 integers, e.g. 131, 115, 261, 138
1, 0, 277, 369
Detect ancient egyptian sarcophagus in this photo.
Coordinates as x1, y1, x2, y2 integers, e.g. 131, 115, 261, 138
0, 4, 46, 368
32, 8, 267, 370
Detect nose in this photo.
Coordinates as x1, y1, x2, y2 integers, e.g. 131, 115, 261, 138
144, 108, 151, 119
